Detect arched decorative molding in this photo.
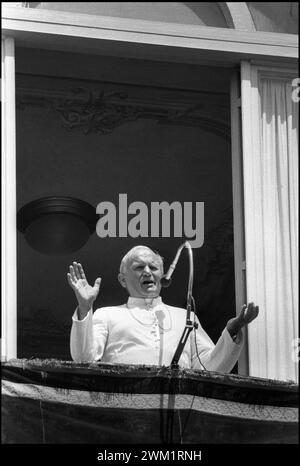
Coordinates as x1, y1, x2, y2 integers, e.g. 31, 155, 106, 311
20, 2, 228, 27
219, 3, 256, 31
21, 2, 255, 31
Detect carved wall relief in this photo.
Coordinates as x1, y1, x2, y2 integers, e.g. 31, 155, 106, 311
17, 84, 230, 140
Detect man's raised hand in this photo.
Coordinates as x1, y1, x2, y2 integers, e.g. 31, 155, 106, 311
67, 262, 101, 319
238, 302, 259, 327
226, 302, 259, 339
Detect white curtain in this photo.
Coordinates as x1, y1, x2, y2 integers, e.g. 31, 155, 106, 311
253, 78, 298, 382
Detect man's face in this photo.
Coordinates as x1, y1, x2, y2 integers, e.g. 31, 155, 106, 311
119, 249, 163, 298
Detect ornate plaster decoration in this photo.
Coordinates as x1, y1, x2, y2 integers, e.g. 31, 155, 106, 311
16, 85, 230, 140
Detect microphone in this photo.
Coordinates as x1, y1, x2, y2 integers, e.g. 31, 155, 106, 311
160, 242, 187, 288
160, 276, 172, 287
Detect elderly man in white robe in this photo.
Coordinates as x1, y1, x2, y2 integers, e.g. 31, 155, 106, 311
69, 245, 259, 371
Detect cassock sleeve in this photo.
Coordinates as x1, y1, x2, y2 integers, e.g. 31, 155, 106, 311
191, 315, 244, 373
70, 307, 109, 362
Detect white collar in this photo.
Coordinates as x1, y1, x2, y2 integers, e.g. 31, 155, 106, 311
127, 296, 163, 309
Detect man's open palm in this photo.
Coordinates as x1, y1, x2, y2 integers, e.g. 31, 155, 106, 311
67, 262, 101, 312
237, 302, 259, 326
226, 302, 259, 338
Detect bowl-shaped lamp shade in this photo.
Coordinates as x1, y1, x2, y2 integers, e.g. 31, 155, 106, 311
17, 197, 97, 255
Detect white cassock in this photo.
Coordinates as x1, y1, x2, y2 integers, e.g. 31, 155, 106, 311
70, 296, 243, 372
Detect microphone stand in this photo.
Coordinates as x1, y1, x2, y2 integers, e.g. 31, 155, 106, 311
168, 241, 198, 368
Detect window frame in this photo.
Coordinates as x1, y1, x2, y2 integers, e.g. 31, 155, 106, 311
1, 6, 298, 374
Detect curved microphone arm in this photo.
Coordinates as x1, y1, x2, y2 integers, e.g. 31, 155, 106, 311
185, 241, 194, 320
162, 241, 194, 318
163, 241, 198, 368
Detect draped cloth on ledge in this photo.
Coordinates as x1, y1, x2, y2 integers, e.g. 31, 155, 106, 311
2, 359, 298, 444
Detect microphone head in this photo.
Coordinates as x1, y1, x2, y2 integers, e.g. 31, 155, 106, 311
160, 276, 172, 288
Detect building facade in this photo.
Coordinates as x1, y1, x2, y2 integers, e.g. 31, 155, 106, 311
2, 2, 298, 382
